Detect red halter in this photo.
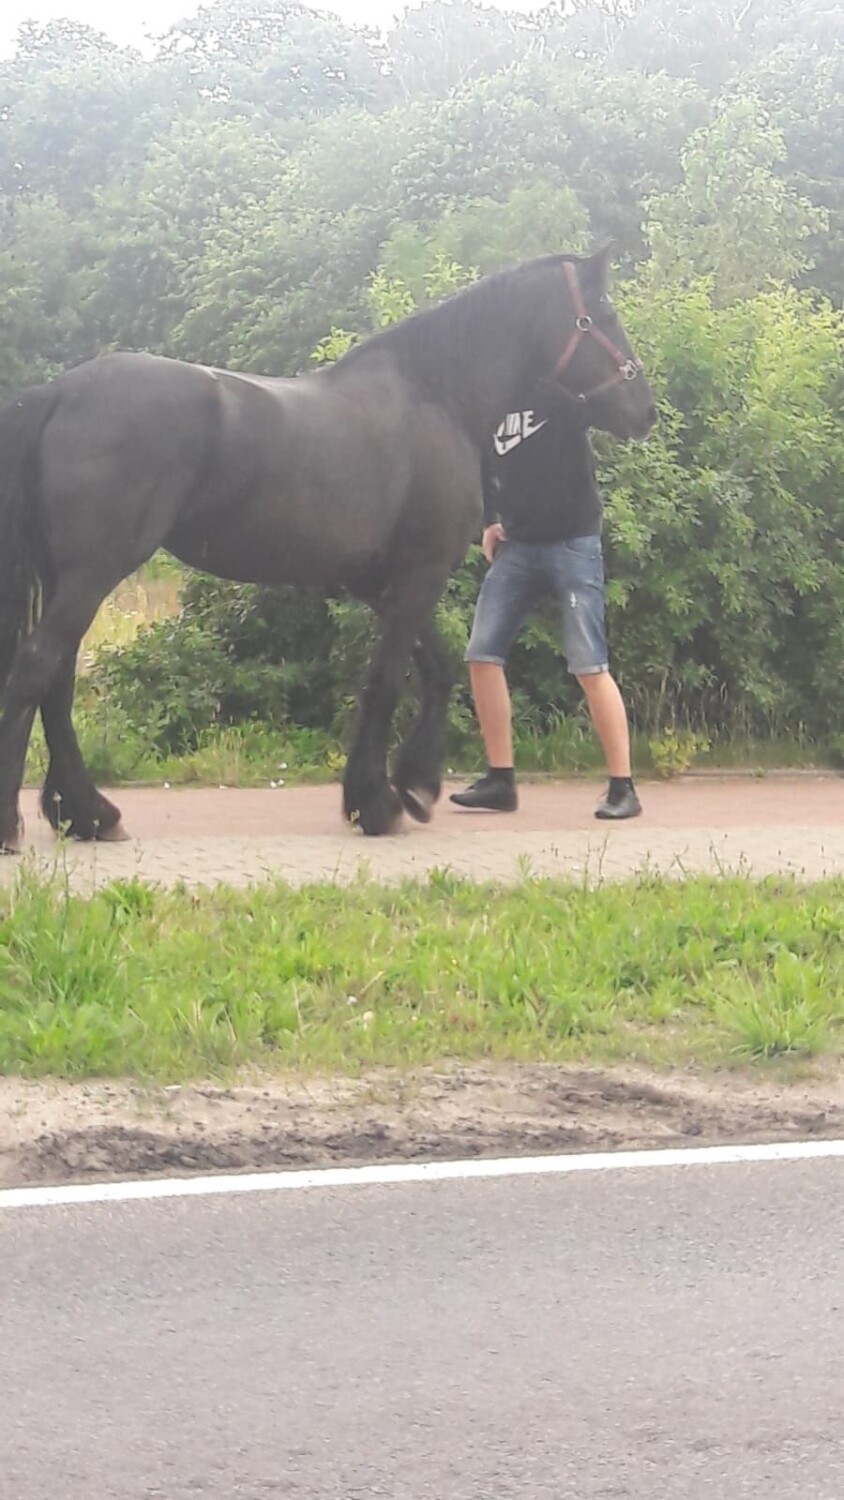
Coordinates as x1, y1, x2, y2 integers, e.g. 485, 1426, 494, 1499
553, 260, 642, 401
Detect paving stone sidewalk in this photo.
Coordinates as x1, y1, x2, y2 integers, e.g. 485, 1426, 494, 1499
4, 776, 841, 889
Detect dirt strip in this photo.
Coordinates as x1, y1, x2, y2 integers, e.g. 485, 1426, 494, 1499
4, 1064, 844, 1190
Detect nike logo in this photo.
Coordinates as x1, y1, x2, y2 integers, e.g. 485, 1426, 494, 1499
494, 409, 548, 456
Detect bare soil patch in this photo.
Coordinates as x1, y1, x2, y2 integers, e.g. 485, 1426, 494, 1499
3, 1063, 843, 1190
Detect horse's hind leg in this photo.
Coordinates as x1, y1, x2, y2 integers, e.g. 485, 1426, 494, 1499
0, 579, 111, 852
393, 618, 455, 824
0, 696, 37, 854
40, 650, 125, 842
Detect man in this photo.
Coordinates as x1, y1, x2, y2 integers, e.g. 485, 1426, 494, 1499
450, 381, 641, 819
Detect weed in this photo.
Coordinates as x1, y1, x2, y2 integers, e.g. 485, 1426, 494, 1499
648, 729, 711, 779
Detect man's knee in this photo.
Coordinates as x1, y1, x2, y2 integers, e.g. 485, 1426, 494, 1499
470, 659, 507, 683
466, 649, 507, 669
574, 666, 611, 696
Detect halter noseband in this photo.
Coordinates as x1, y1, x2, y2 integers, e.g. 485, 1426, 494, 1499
553, 260, 642, 402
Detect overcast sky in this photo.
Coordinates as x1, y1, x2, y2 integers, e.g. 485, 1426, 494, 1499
0, 0, 545, 55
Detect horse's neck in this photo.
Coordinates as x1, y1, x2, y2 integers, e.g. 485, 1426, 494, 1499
336, 275, 553, 445
448, 357, 541, 448
434, 283, 549, 441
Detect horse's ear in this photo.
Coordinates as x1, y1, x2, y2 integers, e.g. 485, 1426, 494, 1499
585, 241, 616, 294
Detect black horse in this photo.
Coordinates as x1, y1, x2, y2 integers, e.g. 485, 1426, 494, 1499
0, 247, 656, 850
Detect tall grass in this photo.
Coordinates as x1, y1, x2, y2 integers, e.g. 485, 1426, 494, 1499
79, 566, 182, 673
1, 869, 841, 1080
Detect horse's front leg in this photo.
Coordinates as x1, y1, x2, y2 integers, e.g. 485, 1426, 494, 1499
392, 617, 455, 824
343, 569, 446, 837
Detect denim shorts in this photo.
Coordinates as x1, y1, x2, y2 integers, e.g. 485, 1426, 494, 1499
464, 535, 609, 676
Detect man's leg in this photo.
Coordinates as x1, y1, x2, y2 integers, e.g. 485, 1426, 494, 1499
469, 661, 513, 768
577, 668, 641, 818
576, 670, 631, 778
555, 537, 642, 820
450, 543, 536, 812
449, 662, 517, 810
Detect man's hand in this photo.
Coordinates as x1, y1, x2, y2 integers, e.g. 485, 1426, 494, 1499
482, 523, 506, 565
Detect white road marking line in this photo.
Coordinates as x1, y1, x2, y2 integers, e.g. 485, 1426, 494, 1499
2, 1138, 844, 1211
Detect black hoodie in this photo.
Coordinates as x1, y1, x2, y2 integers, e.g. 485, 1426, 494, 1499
482, 384, 602, 543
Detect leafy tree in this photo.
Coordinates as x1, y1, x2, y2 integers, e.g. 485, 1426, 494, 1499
742, 37, 844, 302
645, 95, 828, 303
0, 21, 173, 209
165, 104, 416, 370
610, 0, 790, 87
386, 0, 532, 100
0, 195, 99, 394
598, 281, 844, 735
78, 117, 288, 353
158, 0, 391, 121
388, 58, 708, 267
381, 183, 589, 293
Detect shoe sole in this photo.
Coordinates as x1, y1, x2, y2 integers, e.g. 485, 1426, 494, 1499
594, 806, 643, 821
449, 797, 518, 813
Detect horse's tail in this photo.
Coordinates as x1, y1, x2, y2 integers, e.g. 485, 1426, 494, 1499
0, 383, 60, 701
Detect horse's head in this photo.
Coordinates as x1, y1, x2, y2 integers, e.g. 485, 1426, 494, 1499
543, 247, 657, 442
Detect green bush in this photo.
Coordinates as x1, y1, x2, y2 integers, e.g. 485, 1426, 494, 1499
598, 282, 844, 740
92, 575, 345, 753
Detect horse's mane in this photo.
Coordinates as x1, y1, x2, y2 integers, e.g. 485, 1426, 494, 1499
328, 252, 588, 407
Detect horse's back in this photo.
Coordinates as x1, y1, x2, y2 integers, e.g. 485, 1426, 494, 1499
188, 357, 481, 588
43, 352, 223, 481
164, 362, 425, 586
34, 349, 480, 592
210, 359, 480, 584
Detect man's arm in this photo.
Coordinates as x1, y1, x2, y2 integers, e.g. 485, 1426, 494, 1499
480, 443, 506, 563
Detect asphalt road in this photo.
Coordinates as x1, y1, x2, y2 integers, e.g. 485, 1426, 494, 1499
3, 1160, 843, 1499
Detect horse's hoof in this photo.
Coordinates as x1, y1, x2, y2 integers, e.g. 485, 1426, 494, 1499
347, 786, 405, 836
397, 785, 436, 824
354, 808, 406, 837
96, 819, 130, 843
359, 811, 404, 837
0, 817, 23, 854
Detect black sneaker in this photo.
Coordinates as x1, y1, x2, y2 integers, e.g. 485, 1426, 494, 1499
594, 783, 642, 820
450, 773, 518, 812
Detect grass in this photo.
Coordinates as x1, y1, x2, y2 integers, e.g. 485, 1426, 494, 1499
24, 717, 345, 790
79, 564, 182, 673
23, 704, 840, 794
1, 868, 841, 1081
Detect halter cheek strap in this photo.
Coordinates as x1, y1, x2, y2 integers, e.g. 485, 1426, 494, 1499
554, 260, 642, 401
